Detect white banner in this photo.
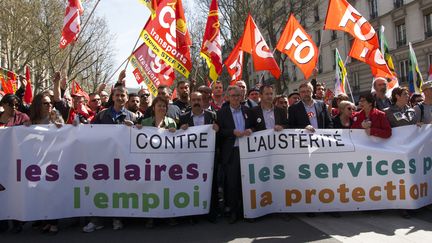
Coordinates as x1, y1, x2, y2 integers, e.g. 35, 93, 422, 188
240, 125, 432, 218
0, 125, 215, 221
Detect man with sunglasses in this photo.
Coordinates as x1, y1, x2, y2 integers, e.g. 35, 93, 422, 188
88, 93, 102, 113
138, 88, 151, 114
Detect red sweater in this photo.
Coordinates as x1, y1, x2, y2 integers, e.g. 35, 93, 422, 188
351, 108, 392, 138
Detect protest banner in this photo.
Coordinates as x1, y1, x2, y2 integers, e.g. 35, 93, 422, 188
239, 125, 432, 218
0, 125, 215, 221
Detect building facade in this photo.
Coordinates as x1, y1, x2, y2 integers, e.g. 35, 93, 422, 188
247, 0, 432, 99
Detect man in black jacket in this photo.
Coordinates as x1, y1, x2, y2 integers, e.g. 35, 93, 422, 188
251, 85, 288, 132
217, 85, 253, 223
288, 82, 332, 131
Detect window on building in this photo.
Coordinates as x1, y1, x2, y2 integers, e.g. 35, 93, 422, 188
395, 22, 406, 47
292, 66, 297, 81
318, 57, 323, 74
332, 49, 337, 70
331, 31, 337, 41
429, 54, 432, 67
352, 72, 360, 93
425, 12, 432, 38
315, 30, 321, 46
314, 5, 319, 22
394, 0, 404, 9
399, 59, 409, 84
369, 0, 378, 19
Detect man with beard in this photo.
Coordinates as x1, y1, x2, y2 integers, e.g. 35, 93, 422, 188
173, 81, 190, 113
127, 93, 143, 119
373, 77, 391, 111
288, 82, 333, 131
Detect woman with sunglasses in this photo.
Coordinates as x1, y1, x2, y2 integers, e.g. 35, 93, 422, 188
332, 101, 355, 128
0, 94, 30, 127
29, 93, 64, 127
384, 87, 416, 127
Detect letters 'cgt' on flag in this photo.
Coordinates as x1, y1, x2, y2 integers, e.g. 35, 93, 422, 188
141, 0, 192, 78
324, 0, 378, 48
60, 0, 84, 49
241, 15, 281, 79
200, 0, 223, 82
408, 42, 423, 94
224, 37, 244, 84
334, 48, 347, 96
130, 43, 175, 97
276, 14, 318, 79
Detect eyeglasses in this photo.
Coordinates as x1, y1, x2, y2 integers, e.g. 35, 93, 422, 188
7, 102, 19, 107
230, 94, 241, 97
346, 107, 353, 111
43, 102, 52, 106
91, 99, 101, 102
140, 94, 150, 98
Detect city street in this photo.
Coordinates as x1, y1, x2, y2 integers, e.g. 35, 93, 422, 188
2, 209, 432, 243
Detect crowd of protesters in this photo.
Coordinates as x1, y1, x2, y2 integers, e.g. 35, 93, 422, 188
1, 68, 431, 234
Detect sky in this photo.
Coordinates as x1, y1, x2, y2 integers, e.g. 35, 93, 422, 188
96, 0, 195, 90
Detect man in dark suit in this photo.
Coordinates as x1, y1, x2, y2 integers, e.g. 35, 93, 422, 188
251, 85, 288, 132
288, 82, 333, 131
179, 91, 219, 222
217, 85, 253, 223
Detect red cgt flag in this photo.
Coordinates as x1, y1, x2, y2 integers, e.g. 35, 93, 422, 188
130, 43, 175, 97
60, 0, 84, 49
200, 0, 223, 82
276, 14, 319, 79
241, 15, 281, 79
141, 0, 192, 78
23, 65, 33, 104
224, 37, 244, 83
324, 0, 378, 48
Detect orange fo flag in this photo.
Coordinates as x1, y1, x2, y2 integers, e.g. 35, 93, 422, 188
324, 0, 378, 48
276, 14, 318, 79
200, 0, 223, 82
60, 0, 84, 49
23, 65, 33, 104
141, 0, 192, 78
224, 37, 244, 83
241, 15, 281, 79
349, 38, 393, 78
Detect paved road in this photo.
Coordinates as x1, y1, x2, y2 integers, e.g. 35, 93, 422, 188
2, 209, 432, 243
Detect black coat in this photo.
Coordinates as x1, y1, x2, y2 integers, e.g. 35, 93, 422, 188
216, 105, 253, 164
288, 100, 333, 129
250, 106, 289, 131
179, 109, 217, 127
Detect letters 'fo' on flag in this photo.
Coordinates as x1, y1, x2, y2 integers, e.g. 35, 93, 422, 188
334, 48, 347, 96
141, 0, 192, 78
60, 0, 84, 49
276, 14, 318, 79
130, 43, 175, 97
241, 14, 281, 79
200, 0, 223, 82
324, 0, 378, 48
224, 37, 244, 83
24, 65, 33, 104
408, 42, 423, 94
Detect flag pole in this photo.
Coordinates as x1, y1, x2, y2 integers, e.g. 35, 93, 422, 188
59, 0, 102, 70
105, 56, 130, 83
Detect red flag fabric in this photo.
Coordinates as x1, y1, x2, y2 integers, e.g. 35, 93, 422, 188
71, 80, 89, 100
428, 63, 432, 81
60, 0, 84, 49
276, 14, 319, 79
141, 0, 192, 78
224, 37, 244, 82
7, 71, 17, 93
130, 43, 175, 96
241, 15, 281, 79
23, 66, 33, 104
349, 38, 393, 78
324, 0, 378, 48
200, 0, 223, 81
